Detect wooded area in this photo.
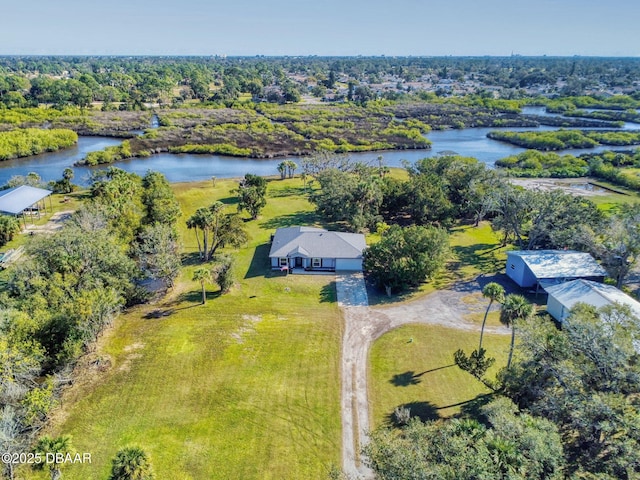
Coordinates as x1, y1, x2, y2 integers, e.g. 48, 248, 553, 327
0, 55, 639, 479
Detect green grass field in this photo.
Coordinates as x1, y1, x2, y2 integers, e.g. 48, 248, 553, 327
28, 178, 342, 480
585, 178, 640, 211
368, 222, 511, 429
19, 174, 551, 479
369, 324, 510, 427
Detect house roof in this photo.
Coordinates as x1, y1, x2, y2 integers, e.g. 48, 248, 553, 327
508, 250, 606, 280
269, 226, 366, 259
546, 279, 640, 320
0, 185, 52, 215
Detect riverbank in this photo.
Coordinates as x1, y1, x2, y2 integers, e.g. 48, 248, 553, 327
75, 101, 599, 166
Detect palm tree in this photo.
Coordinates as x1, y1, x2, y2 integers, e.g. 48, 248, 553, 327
286, 160, 298, 178
186, 202, 224, 261
193, 267, 212, 304
108, 446, 154, 480
32, 435, 73, 480
277, 161, 287, 180
500, 294, 534, 369
479, 282, 505, 351
185, 215, 202, 259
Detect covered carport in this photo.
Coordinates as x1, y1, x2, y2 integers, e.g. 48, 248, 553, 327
0, 185, 53, 228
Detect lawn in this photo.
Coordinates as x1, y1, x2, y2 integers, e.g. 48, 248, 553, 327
29, 177, 342, 480
587, 178, 640, 211
367, 221, 508, 306
369, 324, 510, 427
442, 222, 507, 285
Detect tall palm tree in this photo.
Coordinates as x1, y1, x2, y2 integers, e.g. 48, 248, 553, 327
500, 294, 534, 369
193, 267, 212, 304
185, 215, 202, 258
277, 162, 287, 180
479, 282, 505, 351
185, 202, 224, 261
108, 446, 154, 480
286, 160, 298, 178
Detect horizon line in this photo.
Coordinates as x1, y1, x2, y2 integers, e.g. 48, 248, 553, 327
0, 54, 639, 59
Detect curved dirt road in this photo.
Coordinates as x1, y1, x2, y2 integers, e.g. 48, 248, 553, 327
338, 276, 510, 479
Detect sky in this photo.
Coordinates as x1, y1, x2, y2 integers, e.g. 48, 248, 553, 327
1, 0, 638, 57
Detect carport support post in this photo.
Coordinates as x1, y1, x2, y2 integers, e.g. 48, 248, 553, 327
48, 195, 52, 213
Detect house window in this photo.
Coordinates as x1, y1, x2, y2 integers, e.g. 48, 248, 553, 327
312, 258, 321, 268
279, 258, 288, 266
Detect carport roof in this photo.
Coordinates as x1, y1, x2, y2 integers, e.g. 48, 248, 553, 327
0, 185, 52, 215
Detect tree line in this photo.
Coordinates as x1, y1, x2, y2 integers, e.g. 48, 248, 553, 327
496, 148, 640, 192
0, 168, 181, 480
1, 56, 640, 110
488, 129, 640, 151
304, 154, 640, 295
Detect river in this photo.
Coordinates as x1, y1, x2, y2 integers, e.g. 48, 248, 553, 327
0, 106, 638, 186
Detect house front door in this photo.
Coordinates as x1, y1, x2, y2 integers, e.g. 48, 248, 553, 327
295, 257, 303, 268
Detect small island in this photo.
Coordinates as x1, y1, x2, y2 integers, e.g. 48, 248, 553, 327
0, 128, 78, 160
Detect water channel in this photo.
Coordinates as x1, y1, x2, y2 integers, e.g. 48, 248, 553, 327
1, 107, 638, 186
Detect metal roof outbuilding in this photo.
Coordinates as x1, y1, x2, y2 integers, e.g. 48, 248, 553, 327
546, 279, 640, 323
506, 250, 607, 288
0, 185, 52, 215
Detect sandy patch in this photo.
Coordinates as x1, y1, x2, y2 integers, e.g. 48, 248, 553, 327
23, 210, 74, 234
509, 178, 614, 197
123, 342, 145, 352
231, 315, 262, 344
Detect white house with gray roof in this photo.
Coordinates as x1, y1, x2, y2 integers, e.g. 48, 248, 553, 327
506, 250, 606, 289
546, 279, 640, 324
269, 226, 366, 272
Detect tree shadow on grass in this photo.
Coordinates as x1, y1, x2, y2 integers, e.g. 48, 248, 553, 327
452, 243, 505, 277
259, 211, 319, 230
181, 251, 203, 267
389, 365, 455, 387
218, 195, 239, 207
386, 401, 440, 427
320, 281, 337, 303
268, 185, 308, 198
364, 275, 421, 307
245, 243, 273, 279
443, 393, 496, 419
162, 289, 222, 308
143, 303, 200, 319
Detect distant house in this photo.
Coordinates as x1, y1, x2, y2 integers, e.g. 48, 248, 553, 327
269, 226, 366, 272
506, 250, 606, 289
546, 279, 640, 324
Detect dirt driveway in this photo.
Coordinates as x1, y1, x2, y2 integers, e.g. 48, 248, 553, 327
338, 277, 510, 479
23, 210, 74, 234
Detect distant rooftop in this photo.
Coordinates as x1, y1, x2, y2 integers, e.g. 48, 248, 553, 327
0, 185, 52, 215
508, 250, 606, 280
